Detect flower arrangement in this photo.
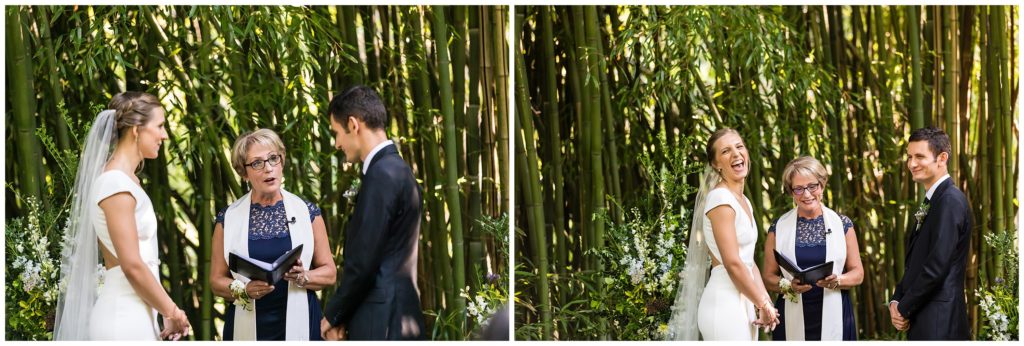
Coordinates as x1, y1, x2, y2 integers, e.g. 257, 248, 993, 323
593, 143, 696, 340
974, 230, 1018, 341
6, 196, 66, 340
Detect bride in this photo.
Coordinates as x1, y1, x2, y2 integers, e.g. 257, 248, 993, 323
667, 128, 778, 340
53, 92, 190, 340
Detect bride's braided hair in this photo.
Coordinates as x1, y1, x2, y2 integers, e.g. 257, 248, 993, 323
107, 91, 162, 143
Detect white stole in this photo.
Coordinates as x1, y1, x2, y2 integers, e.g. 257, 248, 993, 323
775, 206, 846, 340
223, 189, 313, 340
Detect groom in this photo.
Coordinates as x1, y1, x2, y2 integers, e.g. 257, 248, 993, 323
888, 127, 972, 340
320, 86, 426, 340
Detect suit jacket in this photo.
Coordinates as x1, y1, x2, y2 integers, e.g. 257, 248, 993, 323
891, 178, 972, 340
324, 144, 426, 340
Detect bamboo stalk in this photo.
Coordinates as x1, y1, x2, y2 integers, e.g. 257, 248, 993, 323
516, 16, 553, 337
33, 6, 71, 152
466, 5, 485, 292
492, 6, 509, 213
431, 6, 468, 332
7, 7, 44, 206
987, 6, 1006, 282
539, 6, 567, 308
943, 6, 959, 179
583, 6, 608, 339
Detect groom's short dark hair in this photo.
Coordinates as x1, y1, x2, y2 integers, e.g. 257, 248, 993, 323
909, 127, 951, 158
328, 85, 388, 132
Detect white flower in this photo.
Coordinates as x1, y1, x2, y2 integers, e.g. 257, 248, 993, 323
96, 264, 106, 287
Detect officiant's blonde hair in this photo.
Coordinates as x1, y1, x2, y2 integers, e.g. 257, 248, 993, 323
782, 156, 828, 195
231, 128, 287, 177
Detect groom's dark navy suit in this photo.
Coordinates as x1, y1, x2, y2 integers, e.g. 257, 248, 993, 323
324, 144, 426, 340
891, 177, 972, 340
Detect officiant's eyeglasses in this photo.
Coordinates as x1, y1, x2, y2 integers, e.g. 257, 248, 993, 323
245, 154, 282, 170
791, 183, 820, 196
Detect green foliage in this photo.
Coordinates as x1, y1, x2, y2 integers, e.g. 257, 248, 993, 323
518, 4, 1018, 340
427, 213, 510, 340
594, 140, 697, 340
5, 198, 64, 341
975, 229, 1019, 341
5, 113, 85, 340
7, 5, 506, 340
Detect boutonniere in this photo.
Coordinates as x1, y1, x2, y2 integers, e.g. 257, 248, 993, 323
343, 177, 361, 202
913, 201, 930, 231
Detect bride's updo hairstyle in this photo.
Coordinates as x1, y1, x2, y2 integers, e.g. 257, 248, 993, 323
107, 91, 162, 143
704, 127, 741, 173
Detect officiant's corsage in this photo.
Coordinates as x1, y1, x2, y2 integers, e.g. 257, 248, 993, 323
913, 201, 930, 231
343, 178, 361, 202
779, 278, 799, 303
229, 280, 254, 312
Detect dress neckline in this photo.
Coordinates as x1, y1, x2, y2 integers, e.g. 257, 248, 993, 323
717, 187, 754, 228
102, 169, 143, 189
251, 199, 285, 209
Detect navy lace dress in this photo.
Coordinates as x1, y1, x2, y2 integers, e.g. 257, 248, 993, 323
217, 199, 324, 341
768, 214, 857, 340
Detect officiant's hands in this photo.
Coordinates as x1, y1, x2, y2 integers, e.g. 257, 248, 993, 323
816, 274, 843, 290
246, 280, 275, 300
285, 259, 310, 288
790, 278, 813, 294
320, 317, 347, 340
159, 307, 191, 341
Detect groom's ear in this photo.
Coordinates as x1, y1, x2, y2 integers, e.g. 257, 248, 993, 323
937, 151, 949, 166
347, 116, 361, 134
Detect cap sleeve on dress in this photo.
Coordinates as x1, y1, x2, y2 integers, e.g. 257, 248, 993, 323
93, 171, 138, 204
703, 188, 735, 216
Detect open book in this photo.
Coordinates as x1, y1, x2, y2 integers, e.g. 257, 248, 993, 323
774, 249, 833, 283
229, 244, 303, 285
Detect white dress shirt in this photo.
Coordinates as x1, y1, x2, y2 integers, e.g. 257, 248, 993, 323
362, 139, 394, 175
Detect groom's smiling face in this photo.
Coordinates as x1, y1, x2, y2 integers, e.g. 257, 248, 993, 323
906, 141, 947, 186
330, 115, 361, 163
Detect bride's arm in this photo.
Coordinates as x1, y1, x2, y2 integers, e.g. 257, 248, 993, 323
287, 216, 336, 291
707, 205, 771, 310
100, 193, 182, 318
750, 263, 770, 299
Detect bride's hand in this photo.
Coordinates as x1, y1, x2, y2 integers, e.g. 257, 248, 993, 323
160, 308, 191, 340
246, 280, 275, 300
753, 300, 779, 332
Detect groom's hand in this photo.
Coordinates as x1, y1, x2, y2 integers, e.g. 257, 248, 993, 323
888, 301, 910, 331
321, 317, 347, 340
320, 317, 332, 340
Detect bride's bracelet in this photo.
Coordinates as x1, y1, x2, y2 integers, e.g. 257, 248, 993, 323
754, 296, 772, 312
229, 280, 254, 312
160, 307, 183, 321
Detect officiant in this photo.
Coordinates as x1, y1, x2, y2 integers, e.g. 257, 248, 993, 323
210, 129, 336, 340
761, 156, 863, 340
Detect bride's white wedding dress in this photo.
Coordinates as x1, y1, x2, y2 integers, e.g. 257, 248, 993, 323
696, 187, 758, 340
88, 170, 161, 340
